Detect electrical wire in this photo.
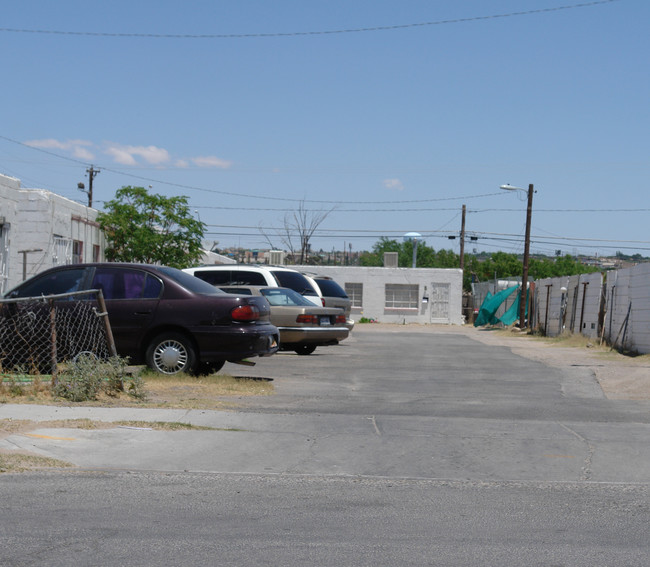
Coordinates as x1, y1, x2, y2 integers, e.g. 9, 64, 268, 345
0, 134, 505, 205
0, 1, 621, 39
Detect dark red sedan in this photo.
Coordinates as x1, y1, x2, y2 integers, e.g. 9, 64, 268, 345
5, 263, 279, 375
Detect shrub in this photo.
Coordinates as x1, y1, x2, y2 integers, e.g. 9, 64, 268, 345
53, 354, 146, 402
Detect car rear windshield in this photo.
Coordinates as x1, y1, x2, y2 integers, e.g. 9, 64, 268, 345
271, 271, 319, 296
315, 278, 348, 298
159, 266, 226, 294
260, 287, 313, 306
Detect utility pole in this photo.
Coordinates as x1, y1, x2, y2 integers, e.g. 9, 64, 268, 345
520, 184, 534, 329
459, 204, 466, 273
79, 166, 100, 208
500, 183, 535, 329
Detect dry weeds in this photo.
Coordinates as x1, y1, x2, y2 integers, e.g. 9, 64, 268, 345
0, 371, 274, 409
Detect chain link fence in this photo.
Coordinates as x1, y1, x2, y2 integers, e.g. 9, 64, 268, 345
0, 290, 117, 378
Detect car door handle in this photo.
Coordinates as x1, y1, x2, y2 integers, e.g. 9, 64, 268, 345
134, 311, 152, 316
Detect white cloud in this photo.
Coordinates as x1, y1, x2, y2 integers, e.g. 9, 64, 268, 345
383, 178, 404, 191
191, 156, 232, 169
103, 144, 171, 166
23, 138, 230, 171
25, 138, 95, 160
72, 146, 95, 160
25, 138, 91, 150
104, 146, 138, 166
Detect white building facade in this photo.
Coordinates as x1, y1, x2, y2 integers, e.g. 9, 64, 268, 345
295, 265, 464, 325
0, 173, 106, 293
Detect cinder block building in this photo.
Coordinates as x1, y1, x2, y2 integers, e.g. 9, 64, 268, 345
295, 264, 464, 325
0, 173, 106, 293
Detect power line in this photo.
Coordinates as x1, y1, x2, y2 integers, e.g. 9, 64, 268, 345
0, 134, 503, 205
5, 134, 646, 212
470, 207, 650, 213
188, 204, 650, 214
206, 223, 650, 246
0, 1, 621, 39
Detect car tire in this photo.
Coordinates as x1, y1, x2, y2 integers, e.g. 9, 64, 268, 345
197, 360, 226, 376
294, 345, 317, 356
145, 332, 199, 375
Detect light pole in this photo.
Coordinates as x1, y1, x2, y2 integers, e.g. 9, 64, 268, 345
500, 183, 534, 329
403, 232, 422, 268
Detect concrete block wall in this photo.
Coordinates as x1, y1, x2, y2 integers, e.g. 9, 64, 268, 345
535, 272, 603, 339
607, 264, 650, 353
0, 173, 105, 292
628, 263, 650, 353
294, 265, 464, 325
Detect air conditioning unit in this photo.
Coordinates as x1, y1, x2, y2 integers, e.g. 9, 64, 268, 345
269, 250, 285, 265
384, 252, 398, 267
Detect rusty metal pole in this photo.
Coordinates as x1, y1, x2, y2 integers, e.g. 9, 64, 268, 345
544, 284, 552, 336
579, 281, 589, 335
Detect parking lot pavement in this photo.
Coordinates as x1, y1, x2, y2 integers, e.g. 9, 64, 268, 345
2, 324, 649, 481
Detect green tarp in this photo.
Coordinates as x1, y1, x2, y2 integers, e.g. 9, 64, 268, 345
474, 285, 520, 327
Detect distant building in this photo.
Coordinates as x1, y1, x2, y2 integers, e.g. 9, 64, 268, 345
295, 264, 464, 325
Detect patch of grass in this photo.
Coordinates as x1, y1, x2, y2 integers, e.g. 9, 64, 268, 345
0, 453, 73, 473
1, 365, 273, 409
112, 421, 225, 431
142, 372, 273, 409
544, 332, 605, 349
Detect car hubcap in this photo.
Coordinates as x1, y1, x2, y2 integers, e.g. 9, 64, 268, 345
153, 340, 188, 374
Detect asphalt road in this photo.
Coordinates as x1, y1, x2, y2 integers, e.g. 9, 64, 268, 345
1, 326, 649, 566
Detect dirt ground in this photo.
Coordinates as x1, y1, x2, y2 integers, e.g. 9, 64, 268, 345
356, 323, 650, 401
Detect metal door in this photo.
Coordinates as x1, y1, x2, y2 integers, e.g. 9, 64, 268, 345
429, 283, 450, 323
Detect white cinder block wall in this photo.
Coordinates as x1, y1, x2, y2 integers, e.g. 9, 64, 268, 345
0, 173, 105, 293
294, 265, 464, 325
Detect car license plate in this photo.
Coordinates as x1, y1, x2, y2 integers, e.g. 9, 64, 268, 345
320, 316, 331, 326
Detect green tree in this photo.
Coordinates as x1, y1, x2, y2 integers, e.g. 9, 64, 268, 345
360, 237, 446, 268
97, 186, 205, 268
477, 252, 522, 281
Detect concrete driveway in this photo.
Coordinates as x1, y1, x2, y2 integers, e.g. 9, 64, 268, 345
2, 324, 649, 483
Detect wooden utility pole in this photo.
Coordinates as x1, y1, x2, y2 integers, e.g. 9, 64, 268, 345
84, 166, 100, 208
459, 204, 466, 272
520, 184, 534, 329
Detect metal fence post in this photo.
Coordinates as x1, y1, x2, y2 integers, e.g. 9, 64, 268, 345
95, 289, 118, 358
48, 298, 58, 385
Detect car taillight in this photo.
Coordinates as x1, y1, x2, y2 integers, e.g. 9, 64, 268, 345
296, 314, 319, 325
231, 305, 260, 322
336, 315, 346, 324
321, 298, 325, 306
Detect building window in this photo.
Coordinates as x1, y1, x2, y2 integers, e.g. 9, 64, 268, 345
345, 282, 363, 308
93, 244, 101, 262
72, 240, 83, 264
53, 236, 72, 265
385, 283, 419, 309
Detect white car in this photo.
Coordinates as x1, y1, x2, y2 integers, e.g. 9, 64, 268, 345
183, 265, 324, 306
302, 274, 354, 331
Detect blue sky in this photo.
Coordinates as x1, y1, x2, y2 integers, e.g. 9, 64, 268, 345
1, 0, 648, 257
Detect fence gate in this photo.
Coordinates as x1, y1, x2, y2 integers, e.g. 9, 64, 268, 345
429, 282, 450, 323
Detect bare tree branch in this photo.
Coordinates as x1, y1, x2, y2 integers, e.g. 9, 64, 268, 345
258, 201, 335, 264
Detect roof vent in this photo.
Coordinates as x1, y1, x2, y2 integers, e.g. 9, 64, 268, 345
383, 252, 398, 267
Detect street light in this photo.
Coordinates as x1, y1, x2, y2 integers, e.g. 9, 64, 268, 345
403, 232, 422, 268
500, 183, 534, 329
